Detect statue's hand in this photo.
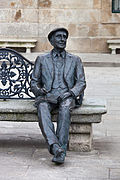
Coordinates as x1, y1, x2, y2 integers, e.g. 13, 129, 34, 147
38, 88, 47, 96
59, 92, 71, 101
46, 96, 58, 104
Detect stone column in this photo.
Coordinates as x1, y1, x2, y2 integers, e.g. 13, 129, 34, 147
69, 123, 92, 152
26, 47, 31, 53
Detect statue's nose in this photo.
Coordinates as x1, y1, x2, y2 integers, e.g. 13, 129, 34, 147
61, 35, 65, 41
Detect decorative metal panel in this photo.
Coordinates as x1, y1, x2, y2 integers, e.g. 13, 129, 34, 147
0, 48, 35, 99
112, 0, 120, 13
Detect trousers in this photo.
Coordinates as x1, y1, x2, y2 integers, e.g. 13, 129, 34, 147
37, 97, 75, 154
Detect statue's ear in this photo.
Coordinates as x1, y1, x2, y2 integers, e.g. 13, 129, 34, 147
49, 36, 54, 46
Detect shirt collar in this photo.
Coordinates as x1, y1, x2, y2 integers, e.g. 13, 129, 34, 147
52, 49, 66, 59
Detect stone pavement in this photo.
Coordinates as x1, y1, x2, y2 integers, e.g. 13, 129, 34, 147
0, 121, 120, 180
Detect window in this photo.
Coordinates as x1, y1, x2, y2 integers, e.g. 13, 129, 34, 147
112, 0, 120, 13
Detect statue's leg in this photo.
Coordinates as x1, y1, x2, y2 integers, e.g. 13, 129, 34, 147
56, 97, 75, 153
37, 102, 59, 151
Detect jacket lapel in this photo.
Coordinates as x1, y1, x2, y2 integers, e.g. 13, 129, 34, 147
44, 52, 54, 79
64, 52, 73, 78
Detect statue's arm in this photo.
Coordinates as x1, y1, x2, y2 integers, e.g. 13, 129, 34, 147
70, 57, 86, 98
30, 56, 46, 97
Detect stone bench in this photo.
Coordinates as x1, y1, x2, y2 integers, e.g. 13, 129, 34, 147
0, 48, 107, 152
107, 39, 120, 54
0, 98, 106, 152
0, 38, 37, 53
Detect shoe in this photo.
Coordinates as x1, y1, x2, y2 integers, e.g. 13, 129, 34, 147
52, 143, 64, 157
52, 152, 65, 164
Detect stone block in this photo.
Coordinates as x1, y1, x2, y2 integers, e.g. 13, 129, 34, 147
71, 115, 102, 123
0, 9, 11, 23
39, 9, 100, 24
68, 24, 89, 37
93, 0, 102, 9
20, 0, 38, 8
38, 0, 93, 9
0, 112, 38, 122
10, 9, 38, 23
69, 133, 92, 151
66, 38, 91, 53
0, 0, 38, 8
115, 25, 120, 36
98, 24, 116, 36
90, 38, 109, 53
69, 124, 92, 134
0, 23, 39, 38
101, 0, 111, 10
88, 24, 99, 36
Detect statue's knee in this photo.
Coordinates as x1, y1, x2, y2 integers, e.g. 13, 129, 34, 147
38, 102, 48, 110
60, 98, 72, 107
60, 102, 71, 110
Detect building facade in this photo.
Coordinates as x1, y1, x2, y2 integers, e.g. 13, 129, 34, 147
0, 0, 120, 53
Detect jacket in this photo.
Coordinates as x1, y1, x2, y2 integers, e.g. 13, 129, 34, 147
30, 50, 86, 105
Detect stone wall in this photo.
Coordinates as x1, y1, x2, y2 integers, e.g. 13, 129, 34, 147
0, 0, 120, 53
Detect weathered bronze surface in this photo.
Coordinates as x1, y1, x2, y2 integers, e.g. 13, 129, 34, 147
30, 28, 86, 164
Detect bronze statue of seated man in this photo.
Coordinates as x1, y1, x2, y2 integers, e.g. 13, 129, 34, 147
30, 27, 86, 164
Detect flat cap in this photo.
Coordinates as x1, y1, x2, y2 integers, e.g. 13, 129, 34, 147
48, 27, 69, 41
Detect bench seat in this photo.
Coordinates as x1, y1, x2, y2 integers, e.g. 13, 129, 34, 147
0, 98, 107, 152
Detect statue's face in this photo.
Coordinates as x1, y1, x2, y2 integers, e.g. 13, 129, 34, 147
51, 30, 67, 50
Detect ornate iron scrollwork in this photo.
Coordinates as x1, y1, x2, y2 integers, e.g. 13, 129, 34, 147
0, 48, 35, 99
